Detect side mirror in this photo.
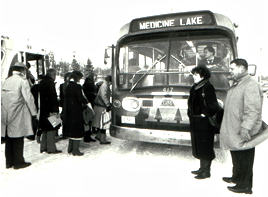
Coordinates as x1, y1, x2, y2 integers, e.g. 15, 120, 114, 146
248, 64, 256, 76
104, 46, 115, 65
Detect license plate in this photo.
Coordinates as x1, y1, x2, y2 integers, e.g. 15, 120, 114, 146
121, 116, 135, 124
161, 99, 174, 106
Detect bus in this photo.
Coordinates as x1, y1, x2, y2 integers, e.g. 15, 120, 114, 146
1, 36, 47, 85
107, 10, 238, 146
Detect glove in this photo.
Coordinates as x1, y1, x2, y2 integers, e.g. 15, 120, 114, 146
32, 116, 39, 132
240, 128, 251, 142
106, 106, 112, 112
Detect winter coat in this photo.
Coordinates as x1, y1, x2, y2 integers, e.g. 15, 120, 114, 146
92, 81, 111, 129
59, 82, 68, 108
82, 78, 97, 106
187, 79, 220, 160
1, 72, 37, 137
220, 75, 263, 150
94, 81, 111, 108
63, 81, 87, 138
39, 76, 59, 131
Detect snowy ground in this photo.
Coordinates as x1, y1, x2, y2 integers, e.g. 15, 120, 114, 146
1, 94, 268, 197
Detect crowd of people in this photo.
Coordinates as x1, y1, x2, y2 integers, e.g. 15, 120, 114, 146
1, 62, 112, 169
1, 57, 266, 195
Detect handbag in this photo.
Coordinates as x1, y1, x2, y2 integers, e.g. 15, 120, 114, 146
100, 111, 111, 130
202, 88, 224, 133
240, 121, 268, 149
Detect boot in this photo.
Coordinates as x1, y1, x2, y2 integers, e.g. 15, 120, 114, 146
68, 139, 73, 153
84, 131, 96, 143
72, 140, 84, 156
191, 160, 202, 174
95, 129, 101, 141
99, 130, 111, 145
195, 159, 211, 179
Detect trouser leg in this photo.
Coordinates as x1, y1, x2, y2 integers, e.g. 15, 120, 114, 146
233, 148, 255, 189
68, 139, 73, 153
5, 136, 14, 167
47, 130, 57, 152
84, 130, 91, 142
201, 159, 211, 172
13, 137, 25, 165
40, 131, 47, 151
95, 128, 101, 141
230, 150, 240, 182
100, 129, 111, 144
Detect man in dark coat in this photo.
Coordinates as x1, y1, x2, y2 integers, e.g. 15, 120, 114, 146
59, 72, 72, 138
39, 68, 62, 154
63, 71, 88, 156
82, 73, 97, 142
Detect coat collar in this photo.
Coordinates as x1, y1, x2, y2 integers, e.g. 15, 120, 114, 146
194, 79, 209, 90
232, 74, 250, 87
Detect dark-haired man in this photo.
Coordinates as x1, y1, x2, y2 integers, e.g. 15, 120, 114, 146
199, 46, 229, 89
220, 59, 263, 194
199, 46, 222, 66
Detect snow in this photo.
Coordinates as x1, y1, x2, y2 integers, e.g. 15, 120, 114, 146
1, 132, 268, 197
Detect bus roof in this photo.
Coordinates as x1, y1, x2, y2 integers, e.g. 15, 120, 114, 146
1, 36, 46, 56
119, 10, 236, 40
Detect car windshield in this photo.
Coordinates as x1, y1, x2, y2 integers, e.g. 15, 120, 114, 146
118, 35, 233, 90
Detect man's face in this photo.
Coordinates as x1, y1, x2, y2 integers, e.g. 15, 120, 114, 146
204, 49, 214, 59
51, 72, 57, 81
229, 63, 243, 79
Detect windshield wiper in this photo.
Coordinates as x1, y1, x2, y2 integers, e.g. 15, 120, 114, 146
130, 55, 166, 92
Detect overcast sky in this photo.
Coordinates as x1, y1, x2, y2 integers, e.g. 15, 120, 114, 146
2, 0, 267, 73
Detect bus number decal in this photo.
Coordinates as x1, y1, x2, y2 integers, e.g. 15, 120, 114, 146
163, 87, 173, 93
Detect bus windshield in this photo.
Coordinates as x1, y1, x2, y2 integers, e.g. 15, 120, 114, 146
118, 34, 233, 90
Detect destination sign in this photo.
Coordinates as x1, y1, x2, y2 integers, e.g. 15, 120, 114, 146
130, 12, 216, 32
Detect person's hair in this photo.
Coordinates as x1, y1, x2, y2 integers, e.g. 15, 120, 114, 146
46, 68, 56, 78
85, 73, 95, 83
12, 66, 25, 73
70, 70, 83, 82
8, 66, 25, 77
204, 46, 215, 56
26, 62, 31, 69
191, 65, 211, 79
63, 72, 72, 82
105, 75, 112, 82
230, 58, 248, 70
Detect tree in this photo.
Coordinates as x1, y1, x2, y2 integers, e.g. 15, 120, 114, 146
84, 58, 94, 77
71, 58, 80, 71
58, 61, 70, 77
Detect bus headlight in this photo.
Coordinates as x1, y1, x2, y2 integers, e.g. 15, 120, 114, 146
122, 97, 140, 112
